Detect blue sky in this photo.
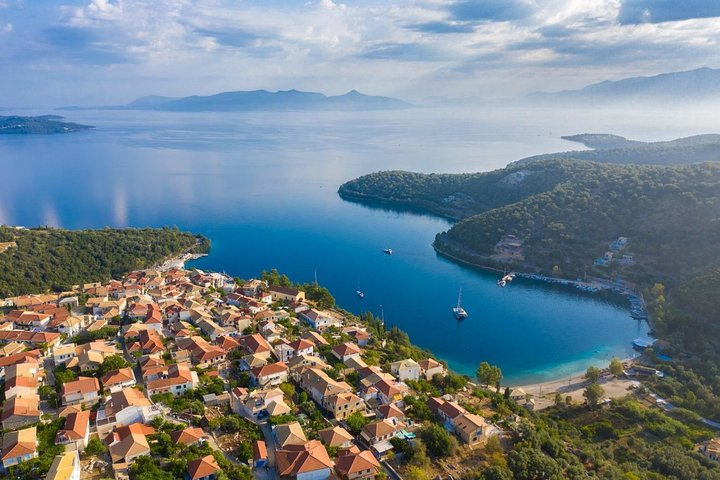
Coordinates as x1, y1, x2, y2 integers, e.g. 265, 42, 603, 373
1, 0, 719, 107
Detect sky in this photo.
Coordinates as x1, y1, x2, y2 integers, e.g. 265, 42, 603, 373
1, 0, 720, 107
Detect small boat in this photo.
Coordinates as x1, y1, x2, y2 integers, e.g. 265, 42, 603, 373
497, 271, 513, 287
453, 287, 468, 319
382, 248, 393, 255
356, 290, 365, 299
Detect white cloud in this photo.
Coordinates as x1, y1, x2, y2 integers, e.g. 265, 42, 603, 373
1, 22, 11, 33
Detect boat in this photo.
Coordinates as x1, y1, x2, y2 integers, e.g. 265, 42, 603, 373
453, 287, 468, 319
382, 248, 393, 255
497, 272, 514, 287
356, 289, 365, 299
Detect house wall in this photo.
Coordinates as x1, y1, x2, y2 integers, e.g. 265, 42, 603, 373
297, 467, 331, 480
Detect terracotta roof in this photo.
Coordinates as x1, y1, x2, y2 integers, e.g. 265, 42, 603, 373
170, 427, 207, 445
104, 387, 150, 416
250, 362, 288, 378
101, 367, 136, 387
335, 449, 381, 476
418, 358, 442, 370
289, 339, 314, 352
318, 426, 354, 447
2, 394, 40, 421
332, 342, 361, 357
362, 419, 397, 439
1, 426, 36, 461
186, 455, 221, 480
62, 376, 100, 397
56, 410, 91, 442
273, 422, 307, 447
276, 440, 333, 476
438, 400, 466, 420
378, 403, 405, 419
253, 440, 267, 461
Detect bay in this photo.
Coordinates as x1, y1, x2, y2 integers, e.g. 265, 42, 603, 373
2, 105, 713, 384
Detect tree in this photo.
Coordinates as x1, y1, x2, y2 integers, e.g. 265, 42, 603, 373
609, 357, 624, 377
583, 383, 605, 407
476, 362, 503, 389
419, 424, 456, 458
585, 366, 601, 383
479, 465, 513, 480
508, 447, 562, 480
485, 434, 502, 455
554, 392, 564, 407
84, 436, 106, 456
99, 354, 129, 377
345, 411, 369, 435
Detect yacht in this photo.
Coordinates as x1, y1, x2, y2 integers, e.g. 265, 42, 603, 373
382, 248, 393, 255
453, 287, 468, 319
356, 289, 365, 299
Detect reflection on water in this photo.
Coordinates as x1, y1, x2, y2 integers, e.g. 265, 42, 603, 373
2, 105, 709, 382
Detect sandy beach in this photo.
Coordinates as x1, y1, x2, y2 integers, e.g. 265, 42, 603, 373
517, 360, 640, 409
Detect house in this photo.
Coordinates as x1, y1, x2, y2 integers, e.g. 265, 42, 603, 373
289, 339, 315, 358
237, 334, 273, 358
275, 440, 333, 480
702, 437, 720, 462
377, 403, 405, 422
2, 394, 41, 430
252, 440, 268, 468
318, 426, 354, 449
332, 342, 362, 362
146, 362, 199, 396
52, 343, 77, 366
179, 336, 227, 367
61, 377, 100, 406
334, 449, 381, 480
418, 358, 445, 380
1, 427, 37, 471
453, 413, 493, 445
374, 378, 408, 405
101, 368, 137, 393
361, 419, 399, 446
107, 423, 153, 464
288, 354, 329, 374
249, 362, 289, 387
273, 422, 307, 448
231, 387, 287, 418
74, 341, 119, 372
296, 367, 353, 406
186, 455, 220, 480
323, 391, 365, 420
346, 329, 370, 346
301, 331, 329, 347
241, 279, 266, 297
0, 350, 41, 381
299, 309, 339, 331
0, 330, 62, 349
45, 450, 81, 480
56, 410, 91, 451
239, 353, 268, 372
4, 361, 40, 399
268, 286, 306, 304
96, 387, 159, 433
170, 427, 208, 447
390, 359, 420, 382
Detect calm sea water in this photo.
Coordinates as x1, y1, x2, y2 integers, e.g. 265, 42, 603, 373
3, 105, 714, 384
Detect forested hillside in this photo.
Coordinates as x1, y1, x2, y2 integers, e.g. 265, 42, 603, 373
0, 227, 208, 296
340, 159, 720, 286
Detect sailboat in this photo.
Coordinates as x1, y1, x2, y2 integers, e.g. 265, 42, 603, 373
453, 287, 468, 319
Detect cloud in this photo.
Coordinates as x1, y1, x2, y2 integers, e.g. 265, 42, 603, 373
448, 0, 538, 22
1, 23, 10, 33
407, 21, 475, 34
618, 0, 720, 24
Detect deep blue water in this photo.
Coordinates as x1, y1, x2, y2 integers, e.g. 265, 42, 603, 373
2, 105, 702, 384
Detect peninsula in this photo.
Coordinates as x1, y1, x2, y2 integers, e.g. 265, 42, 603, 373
0, 115, 93, 134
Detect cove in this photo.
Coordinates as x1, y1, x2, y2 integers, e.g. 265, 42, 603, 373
0, 107, 664, 384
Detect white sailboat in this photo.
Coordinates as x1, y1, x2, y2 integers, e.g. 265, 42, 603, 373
453, 287, 468, 319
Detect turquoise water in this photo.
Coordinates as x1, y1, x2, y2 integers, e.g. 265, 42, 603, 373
0, 107, 667, 384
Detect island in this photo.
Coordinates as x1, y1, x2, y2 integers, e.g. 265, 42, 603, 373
60, 88, 411, 112
0, 115, 94, 134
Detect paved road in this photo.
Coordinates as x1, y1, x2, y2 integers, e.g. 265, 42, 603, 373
258, 421, 279, 480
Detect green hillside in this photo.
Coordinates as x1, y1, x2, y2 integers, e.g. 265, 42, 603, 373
0, 226, 208, 297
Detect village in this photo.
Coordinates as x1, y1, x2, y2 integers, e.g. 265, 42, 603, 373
0, 264, 506, 480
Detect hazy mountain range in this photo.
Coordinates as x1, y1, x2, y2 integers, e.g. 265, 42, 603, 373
61, 89, 411, 112
528, 67, 720, 103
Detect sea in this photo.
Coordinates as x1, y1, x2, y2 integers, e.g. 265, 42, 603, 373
2, 104, 716, 384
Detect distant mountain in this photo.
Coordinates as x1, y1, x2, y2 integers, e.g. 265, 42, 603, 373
62, 89, 411, 112
529, 67, 720, 103
0, 115, 93, 134
514, 133, 720, 166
